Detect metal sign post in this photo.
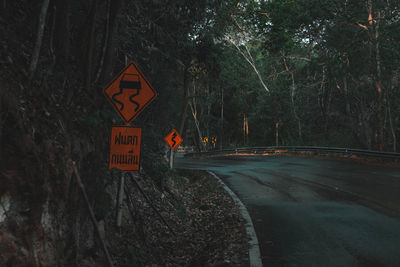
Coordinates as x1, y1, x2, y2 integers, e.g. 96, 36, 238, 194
109, 125, 141, 227
103, 61, 158, 228
164, 129, 183, 169
116, 172, 125, 227
169, 149, 174, 169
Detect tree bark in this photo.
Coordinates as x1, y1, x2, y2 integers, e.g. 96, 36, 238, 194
29, 0, 50, 77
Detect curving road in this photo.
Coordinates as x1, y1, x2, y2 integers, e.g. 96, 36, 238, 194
175, 154, 400, 267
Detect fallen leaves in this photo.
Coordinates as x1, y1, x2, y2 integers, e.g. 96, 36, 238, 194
109, 169, 249, 266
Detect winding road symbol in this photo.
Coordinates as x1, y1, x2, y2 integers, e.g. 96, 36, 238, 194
171, 132, 177, 147
164, 129, 183, 150
112, 74, 141, 112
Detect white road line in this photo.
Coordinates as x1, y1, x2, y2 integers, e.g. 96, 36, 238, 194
207, 171, 262, 267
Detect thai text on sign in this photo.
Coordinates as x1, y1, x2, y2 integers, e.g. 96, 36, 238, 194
109, 126, 141, 171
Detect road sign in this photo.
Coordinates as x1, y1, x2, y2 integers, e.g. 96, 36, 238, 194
103, 61, 158, 124
164, 129, 183, 150
109, 126, 141, 171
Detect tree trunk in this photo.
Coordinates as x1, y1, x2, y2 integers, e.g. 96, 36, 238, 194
243, 114, 249, 145
206, 84, 211, 140
189, 80, 206, 151
54, 0, 70, 67
190, 102, 205, 151
178, 66, 190, 135
387, 81, 397, 152
220, 87, 224, 150
374, 27, 384, 151
368, 1, 384, 151
318, 66, 326, 119
343, 76, 358, 140
226, 16, 270, 92
84, 0, 98, 92
226, 35, 269, 93
100, 0, 123, 85
94, 0, 111, 84
283, 56, 302, 139
29, 0, 50, 77
343, 76, 351, 116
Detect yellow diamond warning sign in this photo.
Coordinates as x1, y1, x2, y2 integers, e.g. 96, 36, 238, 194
103, 61, 158, 124
109, 126, 141, 171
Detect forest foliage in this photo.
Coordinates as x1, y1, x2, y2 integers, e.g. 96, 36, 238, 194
2, 0, 399, 153
1, 0, 400, 266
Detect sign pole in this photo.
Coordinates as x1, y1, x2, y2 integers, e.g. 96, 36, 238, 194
164, 129, 182, 170
169, 149, 174, 169
116, 172, 125, 227
103, 61, 157, 229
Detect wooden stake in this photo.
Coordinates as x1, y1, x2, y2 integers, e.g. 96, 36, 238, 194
128, 173, 176, 235
72, 161, 114, 267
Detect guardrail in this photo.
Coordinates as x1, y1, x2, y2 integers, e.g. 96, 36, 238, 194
184, 146, 400, 162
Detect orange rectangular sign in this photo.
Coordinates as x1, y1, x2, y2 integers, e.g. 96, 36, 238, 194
109, 126, 141, 171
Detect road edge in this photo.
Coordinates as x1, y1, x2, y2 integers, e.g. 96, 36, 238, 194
207, 171, 262, 267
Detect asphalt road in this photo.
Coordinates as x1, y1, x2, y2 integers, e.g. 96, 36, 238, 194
175, 154, 400, 267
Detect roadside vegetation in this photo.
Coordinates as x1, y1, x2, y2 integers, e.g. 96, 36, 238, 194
1, 0, 400, 265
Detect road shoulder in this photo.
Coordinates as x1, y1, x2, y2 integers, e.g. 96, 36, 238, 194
207, 171, 262, 267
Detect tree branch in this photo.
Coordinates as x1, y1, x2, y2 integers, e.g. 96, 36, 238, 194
29, 0, 50, 77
